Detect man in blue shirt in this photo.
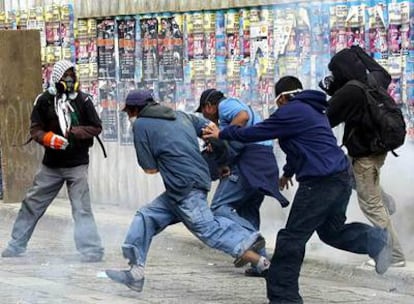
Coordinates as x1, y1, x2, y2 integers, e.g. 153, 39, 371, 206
203, 76, 392, 304
196, 88, 288, 277
105, 90, 270, 292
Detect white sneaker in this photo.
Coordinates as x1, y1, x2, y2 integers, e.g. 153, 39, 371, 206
365, 258, 406, 268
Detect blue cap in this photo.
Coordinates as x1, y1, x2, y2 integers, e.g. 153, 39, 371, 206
123, 90, 153, 110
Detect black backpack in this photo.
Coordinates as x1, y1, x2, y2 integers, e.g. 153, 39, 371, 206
348, 80, 406, 156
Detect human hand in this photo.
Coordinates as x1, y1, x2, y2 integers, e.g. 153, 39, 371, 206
279, 176, 293, 191
218, 166, 231, 178
202, 122, 220, 140
43, 131, 69, 150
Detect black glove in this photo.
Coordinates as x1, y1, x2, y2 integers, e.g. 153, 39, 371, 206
318, 75, 336, 96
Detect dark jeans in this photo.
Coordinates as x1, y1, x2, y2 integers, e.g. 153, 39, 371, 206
267, 171, 387, 304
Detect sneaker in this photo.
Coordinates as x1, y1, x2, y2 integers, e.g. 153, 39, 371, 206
80, 254, 103, 263
234, 236, 266, 268
372, 230, 392, 274
244, 267, 268, 278
365, 258, 406, 268
1, 247, 24, 258
105, 269, 145, 292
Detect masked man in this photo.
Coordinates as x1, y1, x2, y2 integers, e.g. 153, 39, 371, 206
1, 60, 104, 263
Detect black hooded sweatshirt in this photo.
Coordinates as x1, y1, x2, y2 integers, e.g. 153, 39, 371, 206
326, 47, 391, 157
30, 91, 102, 168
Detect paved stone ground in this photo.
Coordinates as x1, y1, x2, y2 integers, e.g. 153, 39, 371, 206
0, 200, 413, 304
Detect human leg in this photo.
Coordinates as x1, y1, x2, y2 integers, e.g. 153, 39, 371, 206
174, 189, 263, 262
349, 156, 395, 215
212, 174, 267, 273
237, 191, 267, 276
352, 155, 405, 263
267, 179, 334, 304
64, 164, 104, 261
2, 165, 64, 257
211, 169, 260, 233
106, 192, 179, 291
122, 192, 179, 266
381, 189, 396, 215
315, 171, 391, 273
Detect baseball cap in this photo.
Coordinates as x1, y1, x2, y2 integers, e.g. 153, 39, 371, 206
195, 89, 224, 112
122, 89, 153, 111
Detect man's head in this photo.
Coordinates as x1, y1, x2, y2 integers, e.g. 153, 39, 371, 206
321, 47, 367, 95
274, 76, 303, 107
196, 88, 225, 123
50, 60, 78, 95
122, 89, 154, 120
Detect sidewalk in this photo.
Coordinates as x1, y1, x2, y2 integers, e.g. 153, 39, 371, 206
0, 199, 413, 303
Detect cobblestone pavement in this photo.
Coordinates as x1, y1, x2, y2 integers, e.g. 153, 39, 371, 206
0, 201, 413, 304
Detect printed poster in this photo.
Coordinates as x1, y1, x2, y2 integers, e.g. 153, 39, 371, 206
97, 18, 116, 79
140, 17, 159, 81
118, 17, 136, 81
158, 15, 184, 81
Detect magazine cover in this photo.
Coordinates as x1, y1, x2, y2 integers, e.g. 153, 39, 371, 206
330, 1, 348, 55
118, 17, 136, 81
98, 79, 119, 142
97, 18, 116, 79
140, 16, 159, 81
158, 15, 184, 81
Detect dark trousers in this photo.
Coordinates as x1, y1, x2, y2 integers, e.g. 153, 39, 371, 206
267, 171, 386, 304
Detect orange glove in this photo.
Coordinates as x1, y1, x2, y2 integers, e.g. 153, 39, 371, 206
43, 131, 69, 150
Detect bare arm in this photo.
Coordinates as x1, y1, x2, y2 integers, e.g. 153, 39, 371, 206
230, 110, 249, 126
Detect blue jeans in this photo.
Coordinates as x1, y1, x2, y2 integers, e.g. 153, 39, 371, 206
267, 171, 387, 304
6, 164, 104, 257
122, 189, 260, 266
211, 165, 265, 258
211, 166, 264, 233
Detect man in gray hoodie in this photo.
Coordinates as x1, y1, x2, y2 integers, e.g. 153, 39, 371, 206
105, 90, 270, 292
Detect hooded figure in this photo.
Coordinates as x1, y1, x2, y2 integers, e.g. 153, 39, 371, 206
1, 59, 104, 263
325, 48, 406, 269
48, 59, 79, 98
325, 47, 386, 157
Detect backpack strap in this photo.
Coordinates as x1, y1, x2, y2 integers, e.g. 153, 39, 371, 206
340, 80, 367, 148
346, 79, 367, 90
95, 135, 107, 158
82, 93, 107, 158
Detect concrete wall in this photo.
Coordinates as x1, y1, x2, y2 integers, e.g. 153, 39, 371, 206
0, 30, 43, 203
88, 142, 165, 207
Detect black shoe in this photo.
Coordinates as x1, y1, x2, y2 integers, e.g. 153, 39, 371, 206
1, 247, 24, 258
234, 236, 266, 268
244, 267, 268, 278
105, 269, 145, 292
374, 229, 392, 275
